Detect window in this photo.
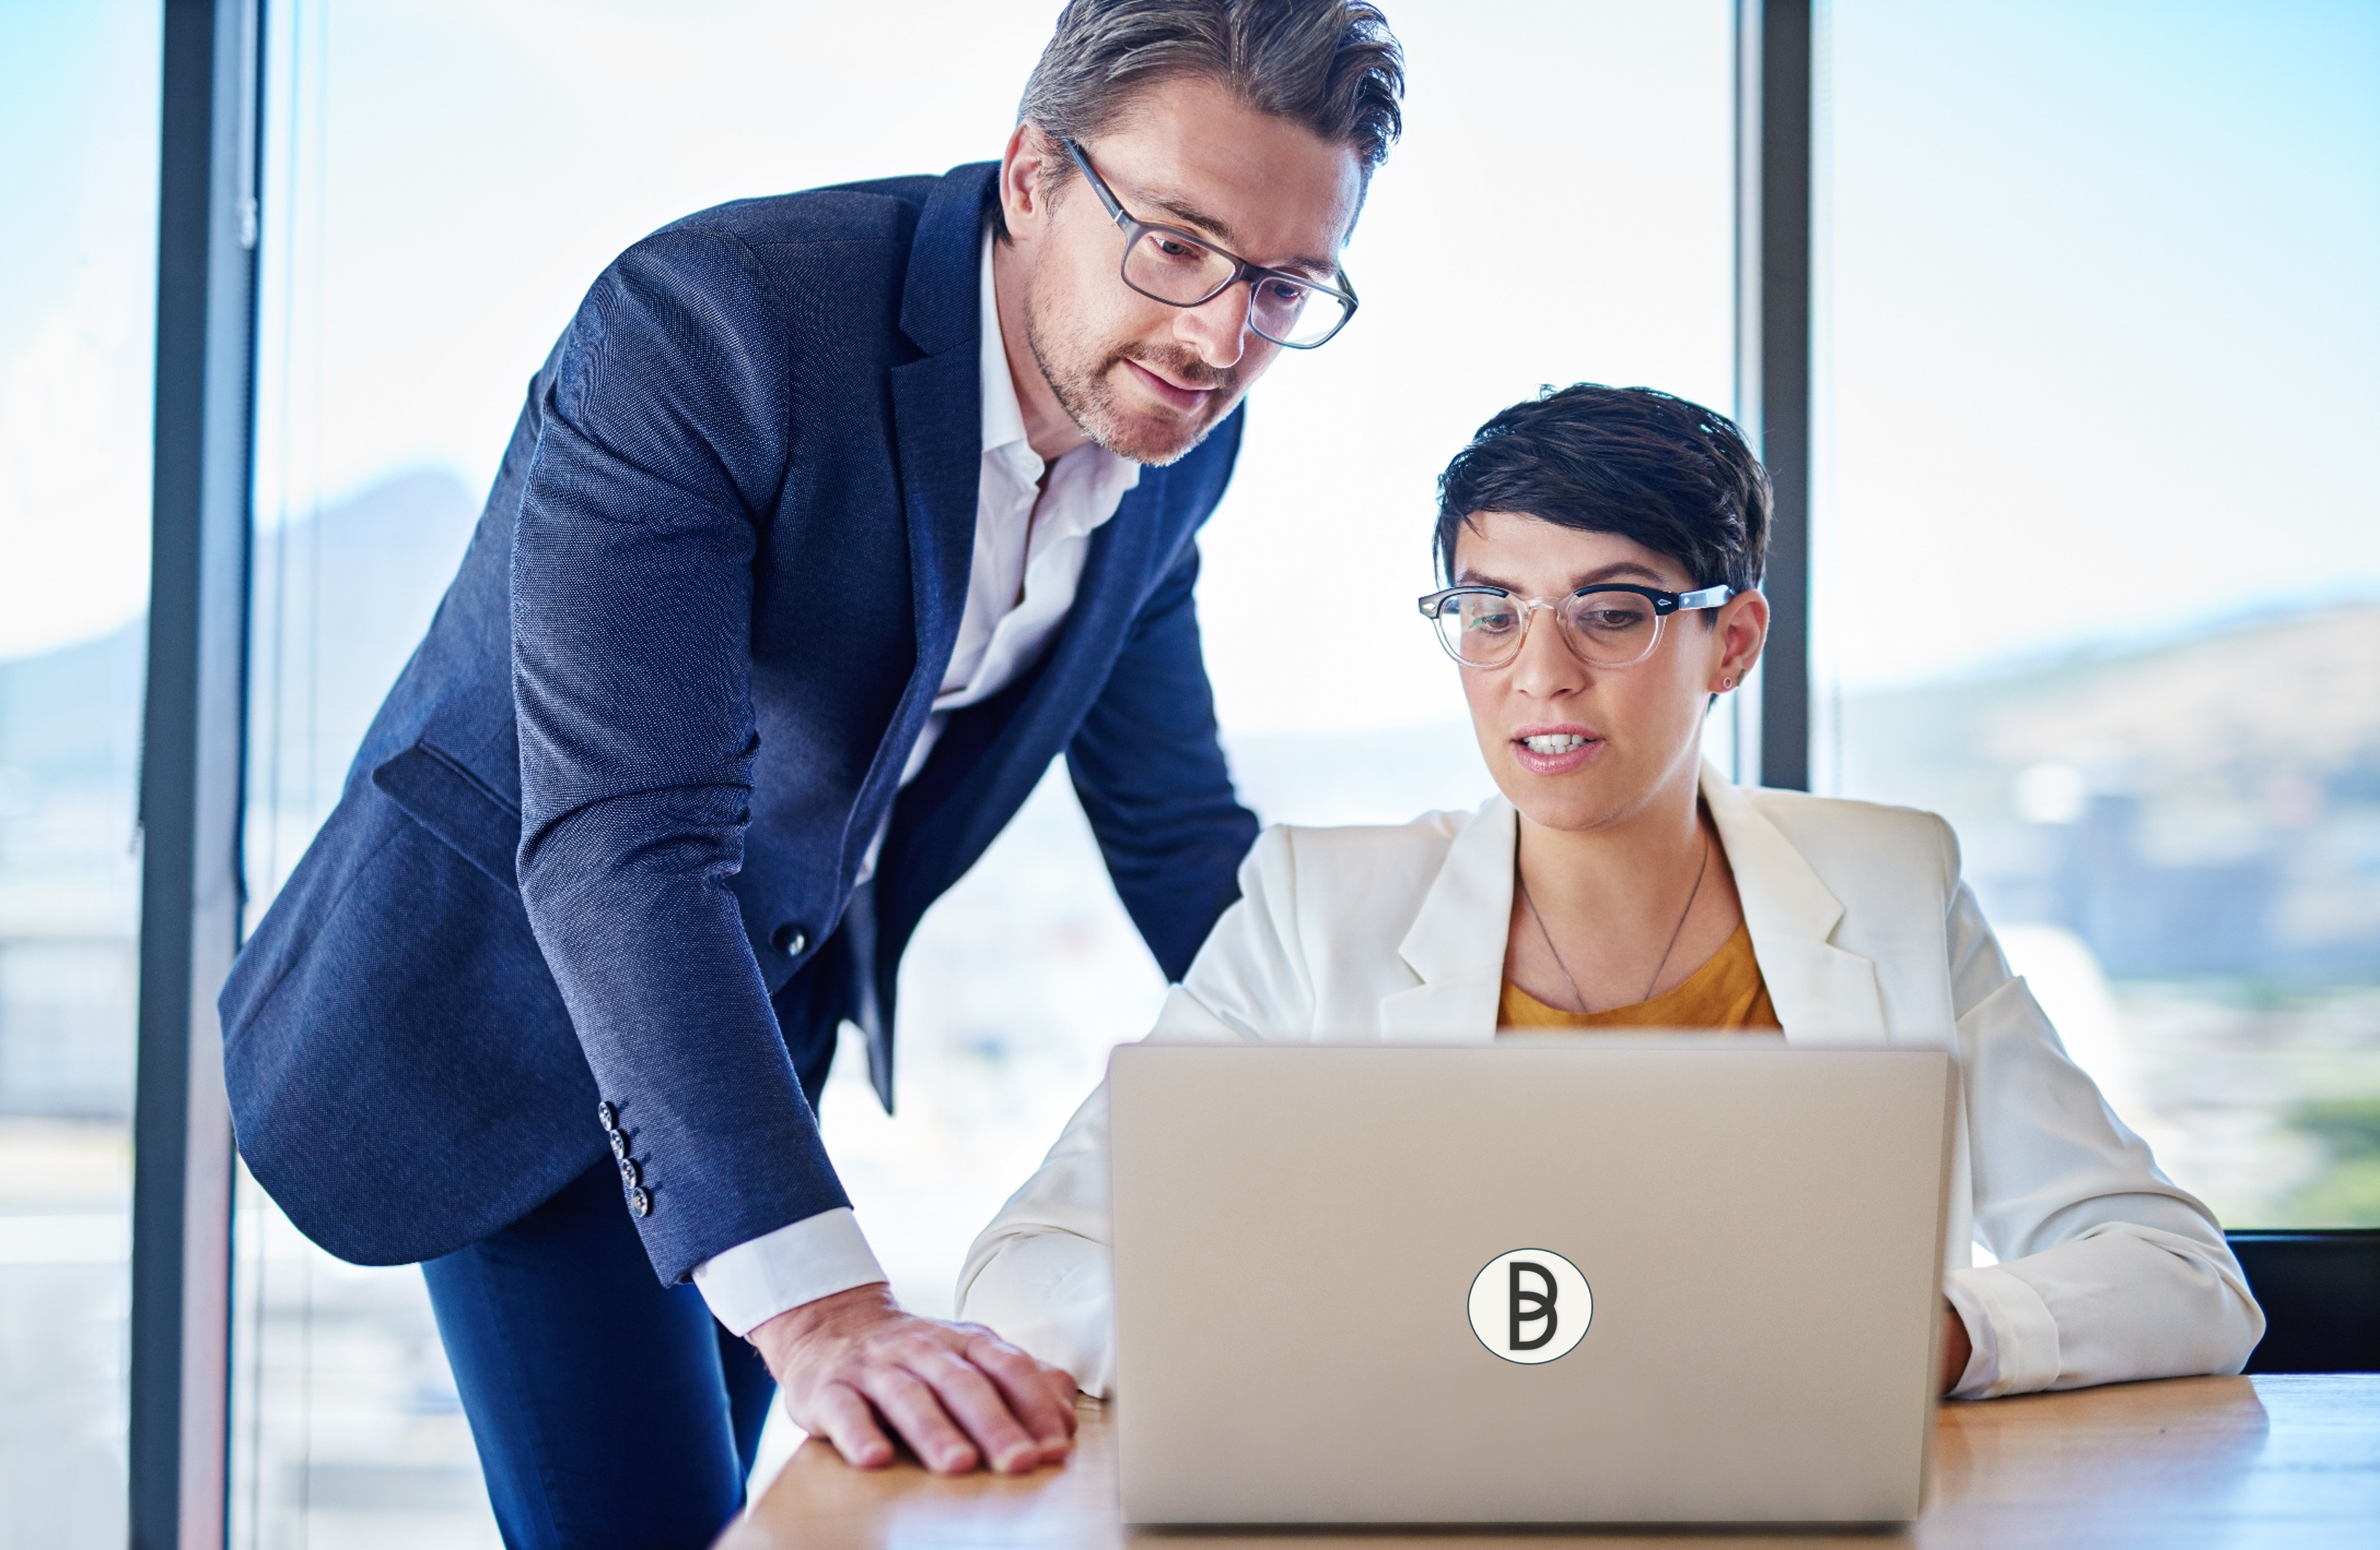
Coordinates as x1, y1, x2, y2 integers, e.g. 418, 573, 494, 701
68, 3, 2355, 1536
228, 2, 1733, 1535
0, 2, 162, 1543
1820, 0, 2380, 1227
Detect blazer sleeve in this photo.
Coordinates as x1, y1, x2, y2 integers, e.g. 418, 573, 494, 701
1941, 871, 2265, 1396
955, 827, 1306, 1391
1065, 538, 1261, 981
510, 227, 847, 1286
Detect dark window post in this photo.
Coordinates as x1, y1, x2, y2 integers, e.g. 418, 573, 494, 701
132, 1, 260, 1545
1735, 0, 1814, 790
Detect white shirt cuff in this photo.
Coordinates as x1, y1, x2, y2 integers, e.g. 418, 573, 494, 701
691, 1207, 888, 1337
1944, 1264, 2062, 1398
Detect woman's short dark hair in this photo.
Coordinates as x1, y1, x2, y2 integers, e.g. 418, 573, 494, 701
1434, 384, 1772, 597
1018, 0, 1405, 172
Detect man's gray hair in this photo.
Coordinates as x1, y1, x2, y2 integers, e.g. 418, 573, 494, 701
1018, 0, 1405, 172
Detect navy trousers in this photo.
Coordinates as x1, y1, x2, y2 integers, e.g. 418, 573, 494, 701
423, 1157, 777, 1549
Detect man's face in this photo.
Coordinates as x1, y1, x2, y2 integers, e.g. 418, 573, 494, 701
1000, 76, 1366, 465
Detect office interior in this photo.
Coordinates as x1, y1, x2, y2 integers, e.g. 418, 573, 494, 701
0, 1, 2374, 1545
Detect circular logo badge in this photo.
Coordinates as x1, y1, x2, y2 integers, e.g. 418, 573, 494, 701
1466, 1248, 1592, 1364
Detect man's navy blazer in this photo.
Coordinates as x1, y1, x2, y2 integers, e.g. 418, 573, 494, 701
220, 162, 1259, 1286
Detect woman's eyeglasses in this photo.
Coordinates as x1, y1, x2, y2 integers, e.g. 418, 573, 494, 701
1417, 583, 1735, 669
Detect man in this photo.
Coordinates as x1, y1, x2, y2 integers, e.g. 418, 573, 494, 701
220, 1, 1404, 1544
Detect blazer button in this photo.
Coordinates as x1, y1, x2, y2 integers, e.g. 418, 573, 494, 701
771, 924, 807, 958
597, 1101, 618, 1130
618, 1157, 641, 1187
627, 1187, 652, 1218
608, 1131, 629, 1160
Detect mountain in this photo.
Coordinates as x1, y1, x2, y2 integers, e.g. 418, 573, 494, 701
248, 468, 482, 832
0, 467, 480, 1114
1839, 602, 2380, 983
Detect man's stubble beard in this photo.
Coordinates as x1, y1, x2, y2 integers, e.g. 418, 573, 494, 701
1022, 278, 1242, 468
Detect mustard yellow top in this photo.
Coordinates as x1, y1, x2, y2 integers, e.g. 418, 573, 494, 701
1499, 918, 1781, 1032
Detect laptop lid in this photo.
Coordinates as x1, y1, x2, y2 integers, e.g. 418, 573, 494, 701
1107, 1041, 1956, 1526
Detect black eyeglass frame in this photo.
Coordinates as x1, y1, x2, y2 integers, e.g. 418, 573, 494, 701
1059, 138, 1360, 350
1416, 582, 1738, 668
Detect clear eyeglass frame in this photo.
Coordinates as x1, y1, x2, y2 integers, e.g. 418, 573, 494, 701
1061, 138, 1359, 350
1416, 582, 1737, 669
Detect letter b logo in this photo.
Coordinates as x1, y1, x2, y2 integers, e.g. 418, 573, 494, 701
1467, 1248, 1590, 1364
1509, 1260, 1558, 1350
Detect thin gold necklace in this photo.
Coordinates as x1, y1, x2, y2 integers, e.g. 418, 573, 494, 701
1520, 827, 1712, 1013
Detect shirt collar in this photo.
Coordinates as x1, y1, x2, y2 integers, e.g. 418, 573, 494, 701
979, 232, 1032, 460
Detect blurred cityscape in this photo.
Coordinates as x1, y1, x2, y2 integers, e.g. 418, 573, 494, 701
1, 470, 2375, 1546
1837, 602, 2380, 1225
1839, 603, 2380, 985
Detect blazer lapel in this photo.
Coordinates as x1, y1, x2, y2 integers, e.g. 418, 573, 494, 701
1377, 799, 1517, 1043
871, 406, 1236, 944
887, 350, 977, 705
872, 163, 999, 806
1370, 773, 1888, 1044
991, 477, 1170, 742
1702, 764, 1889, 1041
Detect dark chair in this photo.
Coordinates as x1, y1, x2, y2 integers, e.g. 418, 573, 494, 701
2226, 1229, 2380, 1373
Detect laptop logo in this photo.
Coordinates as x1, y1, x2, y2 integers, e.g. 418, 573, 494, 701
1467, 1248, 1591, 1364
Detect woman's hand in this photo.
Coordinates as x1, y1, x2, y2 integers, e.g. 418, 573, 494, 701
1940, 1302, 1973, 1395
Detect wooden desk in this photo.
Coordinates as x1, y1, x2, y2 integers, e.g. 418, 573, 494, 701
723, 1375, 2380, 1549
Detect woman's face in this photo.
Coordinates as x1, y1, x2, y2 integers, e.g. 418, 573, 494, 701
1449, 511, 1769, 835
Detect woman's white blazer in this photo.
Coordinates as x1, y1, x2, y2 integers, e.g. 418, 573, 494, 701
957, 764, 2264, 1399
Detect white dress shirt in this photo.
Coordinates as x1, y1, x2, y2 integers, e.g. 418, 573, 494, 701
693, 234, 1142, 1337
956, 766, 2264, 1398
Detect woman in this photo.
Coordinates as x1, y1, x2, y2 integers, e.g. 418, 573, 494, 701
957, 384, 2262, 1401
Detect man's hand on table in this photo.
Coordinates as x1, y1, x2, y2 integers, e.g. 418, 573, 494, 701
750, 1282, 1079, 1475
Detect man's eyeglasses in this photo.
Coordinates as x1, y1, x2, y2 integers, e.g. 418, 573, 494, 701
1061, 138, 1359, 350
1418, 583, 1736, 670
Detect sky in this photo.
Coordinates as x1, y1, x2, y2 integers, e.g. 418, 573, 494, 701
3, 0, 2377, 726
1820, 0, 2380, 693
0, 0, 159, 661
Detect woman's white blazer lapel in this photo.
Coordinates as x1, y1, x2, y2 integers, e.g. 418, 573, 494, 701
1363, 764, 1896, 1042
1700, 766, 1893, 1042
1375, 799, 1515, 1043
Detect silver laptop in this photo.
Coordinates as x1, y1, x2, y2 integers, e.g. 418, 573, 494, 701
1107, 1039, 1957, 1527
